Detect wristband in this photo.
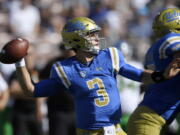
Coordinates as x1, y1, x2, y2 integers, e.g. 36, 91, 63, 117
15, 58, 25, 67
151, 71, 166, 83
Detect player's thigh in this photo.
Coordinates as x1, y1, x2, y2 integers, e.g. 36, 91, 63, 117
127, 106, 166, 135
76, 128, 103, 135
116, 129, 127, 135
115, 123, 127, 135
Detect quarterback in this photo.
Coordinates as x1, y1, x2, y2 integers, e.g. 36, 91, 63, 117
127, 8, 180, 135
12, 17, 179, 135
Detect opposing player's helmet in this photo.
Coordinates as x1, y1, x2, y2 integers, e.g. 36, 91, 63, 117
152, 8, 180, 38
62, 17, 102, 54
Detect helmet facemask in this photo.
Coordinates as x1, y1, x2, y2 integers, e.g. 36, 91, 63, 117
79, 31, 106, 55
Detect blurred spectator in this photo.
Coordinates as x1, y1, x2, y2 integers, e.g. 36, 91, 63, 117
62, 0, 89, 14
0, 73, 8, 101
89, 0, 108, 25
131, 0, 150, 11
33, 15, 65, 70
0, 74, 9, 114
0, 63, 15, 81
40, 44, 76, 135
0, 72, 12, 135
65, 3, 89, 19
164, 0, 178, 8
39, 6, 52, 33
105, 0, 128, 44
8, 0, 41, 40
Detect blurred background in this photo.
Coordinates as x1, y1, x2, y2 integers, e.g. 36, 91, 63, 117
0, 0, 179, 135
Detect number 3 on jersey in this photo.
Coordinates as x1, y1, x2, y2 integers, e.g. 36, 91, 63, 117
87, 78, 110, 107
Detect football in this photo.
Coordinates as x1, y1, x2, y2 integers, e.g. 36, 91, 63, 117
0, 38, 29, 64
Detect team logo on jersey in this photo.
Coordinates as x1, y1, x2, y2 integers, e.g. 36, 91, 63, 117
96, 67, 103, 71
79, 71, 86, 78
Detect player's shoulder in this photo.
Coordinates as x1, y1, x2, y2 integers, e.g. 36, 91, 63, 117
100, 47, 119, 54
56, 56, 75, 66
50, 57, 75, 78
154, 33, 180, 49
157, 33, 180, 49
51, 56, 75, 73
161, 33, 180, 42
98, 47, 120, 59
155, 33, 180, 59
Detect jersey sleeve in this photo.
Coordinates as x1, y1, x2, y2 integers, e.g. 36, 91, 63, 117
144, 46, 155, 70
33, 63, 67, 97
51, 62, 71, 89
119, 64, 143, 82
109, 47, 143, 82
33, 78, 64, 97
159, 35, 180, 59
108, 47, 126, 74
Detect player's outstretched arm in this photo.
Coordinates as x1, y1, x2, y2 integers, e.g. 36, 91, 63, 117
0, 38, 34, 97
16, 60, 35, 97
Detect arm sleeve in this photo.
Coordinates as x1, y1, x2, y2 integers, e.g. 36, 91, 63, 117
108, 47, 143, 82
33, 78, 66, 97
119, 63, 143, 82
33, 63, 66, 97
144, 46, 155, 70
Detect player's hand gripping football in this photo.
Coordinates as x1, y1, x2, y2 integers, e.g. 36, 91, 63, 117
0, 38, 29, 64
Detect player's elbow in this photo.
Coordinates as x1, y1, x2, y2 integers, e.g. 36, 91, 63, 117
21, 84, 35, 97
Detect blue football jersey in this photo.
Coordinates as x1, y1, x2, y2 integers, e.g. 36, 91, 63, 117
141, 33, 180, 123
144, 45, 156, 70
34, 47, 143, 130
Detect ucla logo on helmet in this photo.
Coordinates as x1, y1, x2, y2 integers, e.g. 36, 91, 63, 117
65, 21, 86, 32
163, 10, 180, 22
